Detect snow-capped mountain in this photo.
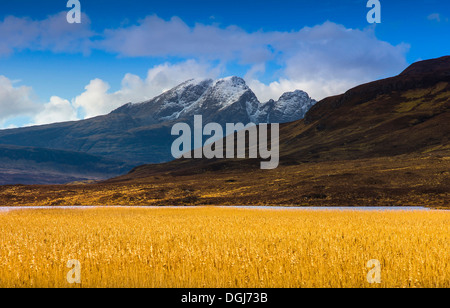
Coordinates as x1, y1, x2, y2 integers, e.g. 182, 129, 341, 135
0, 76, 317, 184
112, 76, 316, 125
255, 90, 317, 124
178, 76, 261, 124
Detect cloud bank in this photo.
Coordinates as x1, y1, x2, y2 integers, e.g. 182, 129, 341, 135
73, 60, 220, 118
0, 76, 39, 126
0, 61, 219, 127
97, 16, 408, 100
34, 96, 78, 125
0, 12, 93, 56
0, 13, 409, 127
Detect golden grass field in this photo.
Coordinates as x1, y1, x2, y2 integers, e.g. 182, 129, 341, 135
0, 207, 449, 288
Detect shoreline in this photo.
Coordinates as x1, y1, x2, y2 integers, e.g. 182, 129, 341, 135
0, 205, 442, 212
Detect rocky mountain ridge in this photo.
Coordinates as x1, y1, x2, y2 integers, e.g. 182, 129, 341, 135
112, 76, 316, 125
0, 76, 316, 184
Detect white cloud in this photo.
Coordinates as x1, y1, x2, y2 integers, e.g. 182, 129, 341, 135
0, 76, 39, 125
99, 18, 408, 101
33, 96, 78, 125
72, 78, 112, 119
0, 12, 93, 56
0, 76, 78, 128
1, 60, 221, 127
99, 15, 271, 63
248, 23, 409, 101
248, 78, 359, 103
427, 13, 441, 22
0, 14, 411, 125
120, 59, 221, 100
73, 60, 220, 118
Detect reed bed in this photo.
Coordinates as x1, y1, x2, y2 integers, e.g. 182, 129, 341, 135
0, 207, 448, 288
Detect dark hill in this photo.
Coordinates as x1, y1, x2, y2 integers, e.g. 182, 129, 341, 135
0, 144, 133, 185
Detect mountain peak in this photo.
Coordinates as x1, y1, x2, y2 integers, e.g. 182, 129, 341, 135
278, 90, 310, 101
174, 77, 214, 90
110, 76, 315, 126
400, 56, 450, 77
214, 76, 248, 87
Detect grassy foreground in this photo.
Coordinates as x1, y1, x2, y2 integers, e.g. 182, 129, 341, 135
0, 207, 448, 288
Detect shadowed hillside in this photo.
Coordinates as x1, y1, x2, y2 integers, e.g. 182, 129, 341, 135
0, 145, 133, 185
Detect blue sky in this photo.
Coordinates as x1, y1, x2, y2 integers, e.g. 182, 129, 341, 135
0, 0, 449, 128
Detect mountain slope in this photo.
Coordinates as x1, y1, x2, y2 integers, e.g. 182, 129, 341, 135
0, 144, 133, 185
279, 56, 450, 162
0, 77, 316, 165
113, 56, 450, 180
255, 90, 316, 123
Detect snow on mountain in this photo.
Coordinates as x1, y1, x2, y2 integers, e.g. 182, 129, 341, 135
213, 77, 253, 110
112, 76, 316, 125
178, 76, 261, 124
257, 90, 317, 123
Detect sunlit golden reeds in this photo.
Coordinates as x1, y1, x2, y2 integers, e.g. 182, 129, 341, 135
0, 207, 448, 288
